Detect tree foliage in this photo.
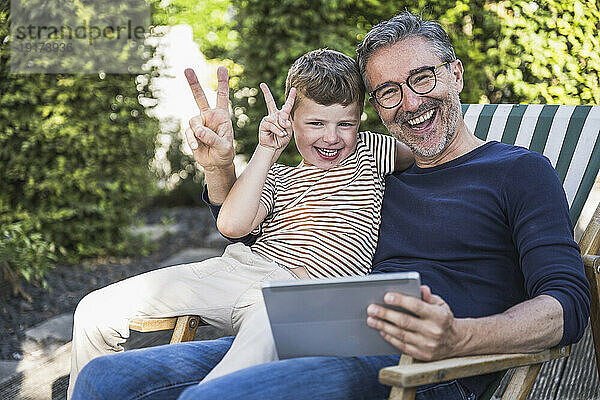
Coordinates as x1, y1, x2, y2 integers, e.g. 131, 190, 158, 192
228, 0, 599, 165
152, 0, 237, 61
488, 0, 600, 104
0, 0, 159, 291
0, 223, 56, 301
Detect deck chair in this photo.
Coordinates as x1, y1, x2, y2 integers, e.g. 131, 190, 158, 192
130, 104, 600, 400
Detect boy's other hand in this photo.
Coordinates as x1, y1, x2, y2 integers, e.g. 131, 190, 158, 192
258, 83, 296, 151
184, 67, 235, 170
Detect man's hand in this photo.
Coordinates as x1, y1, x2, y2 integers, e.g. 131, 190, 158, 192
258, 83, 296, 152
366, 285, 465, 361
184, 67, 235, 170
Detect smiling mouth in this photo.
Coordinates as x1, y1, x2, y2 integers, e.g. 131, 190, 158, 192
316, 147, 340, 158
406, 109, 435, 129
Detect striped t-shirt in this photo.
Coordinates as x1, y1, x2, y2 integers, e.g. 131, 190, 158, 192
250, 131, 396, 278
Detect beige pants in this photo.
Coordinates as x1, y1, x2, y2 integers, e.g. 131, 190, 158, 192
67, 243, 296, 398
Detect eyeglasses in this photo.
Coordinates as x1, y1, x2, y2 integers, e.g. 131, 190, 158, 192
369, 61, 451, 109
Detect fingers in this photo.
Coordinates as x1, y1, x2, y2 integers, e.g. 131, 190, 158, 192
185, 127, 199, 150
261, 119, 288, 138
259, 83, 293, 130
260, 82, 278, 115
185, 68, 210, 113
279, 87, 296, 128
382, 291, 441, 319
420, 285, 432, 303
189, 115, 205, 137
186, 66, 230, 112
215, 66, 230, 110
367, 307, 442, 361
367, 288, 456, 361
260, 83, 296, 129
379, 332, 432, 361
377, 291, 453, 333
367, 314, 427, 359
189, 119, 220, 147
367, 303, 420, 333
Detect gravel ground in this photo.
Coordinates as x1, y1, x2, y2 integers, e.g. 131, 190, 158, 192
0, 207, 224, 361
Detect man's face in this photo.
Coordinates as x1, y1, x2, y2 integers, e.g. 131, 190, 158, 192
365, 37, 463, 158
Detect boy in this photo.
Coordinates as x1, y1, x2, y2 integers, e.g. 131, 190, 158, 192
217, 49, 413, 279
69, 49, 413, 397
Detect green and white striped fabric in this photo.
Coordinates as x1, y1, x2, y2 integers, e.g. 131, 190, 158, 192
461, 104, 600, 227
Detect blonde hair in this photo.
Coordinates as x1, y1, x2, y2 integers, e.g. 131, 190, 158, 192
285, 49, 365, 117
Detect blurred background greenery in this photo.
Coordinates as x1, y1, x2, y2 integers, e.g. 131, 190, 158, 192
1, 0, 598, 294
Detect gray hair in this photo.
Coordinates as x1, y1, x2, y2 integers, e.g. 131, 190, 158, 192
356, 11, 456, 91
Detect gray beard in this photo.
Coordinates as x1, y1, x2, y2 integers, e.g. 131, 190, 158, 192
388, 91, 461, 158
410, 121, 456, 157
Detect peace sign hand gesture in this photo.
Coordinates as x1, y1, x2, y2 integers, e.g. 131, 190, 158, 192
258, 83, 296, 151
184, 67, 235, 170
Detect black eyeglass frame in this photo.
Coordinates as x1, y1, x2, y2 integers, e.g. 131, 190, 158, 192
369, 61, 452, 109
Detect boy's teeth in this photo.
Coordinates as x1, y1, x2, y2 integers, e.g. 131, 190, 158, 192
407, 109, 434, 126
317, 148, 339, 156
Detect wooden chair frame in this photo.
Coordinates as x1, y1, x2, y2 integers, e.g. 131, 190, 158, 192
130, 315, 203, 344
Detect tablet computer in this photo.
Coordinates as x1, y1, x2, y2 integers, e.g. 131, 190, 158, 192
261, 271, 421, 359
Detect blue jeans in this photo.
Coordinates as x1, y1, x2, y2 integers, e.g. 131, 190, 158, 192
71, 337, 474, 400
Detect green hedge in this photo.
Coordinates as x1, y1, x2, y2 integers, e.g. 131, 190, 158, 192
0, 1, 159, 289
0, 223, 56, 300
489, 0, 600, 104
229, 0, 599, 165
0, 73, 159, 259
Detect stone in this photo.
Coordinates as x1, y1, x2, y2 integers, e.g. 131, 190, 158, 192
205, 230, 230, 249
130, 223, 185, 241
160, 248, 222, 268
0, 360, 19, 383
25, 314, 73, 344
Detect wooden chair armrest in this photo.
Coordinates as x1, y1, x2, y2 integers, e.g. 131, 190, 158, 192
583, 254, 600, 271
129, 316, 203, 343
379, 346, 569, 388
129, 317, 178, 332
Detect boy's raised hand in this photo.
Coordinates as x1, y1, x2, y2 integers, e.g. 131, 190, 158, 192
184, 67, 235, 169
258, 83, 296, 151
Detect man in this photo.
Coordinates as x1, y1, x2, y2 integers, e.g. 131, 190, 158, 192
71, 12, 590, 400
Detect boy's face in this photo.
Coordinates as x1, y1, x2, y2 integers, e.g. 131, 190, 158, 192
291, 97, 361, 170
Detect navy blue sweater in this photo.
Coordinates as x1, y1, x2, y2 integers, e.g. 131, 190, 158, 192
372, 141, 590, 395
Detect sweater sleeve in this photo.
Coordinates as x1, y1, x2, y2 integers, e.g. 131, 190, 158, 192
201, 185, 259, 246
502, 152, 590, 345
